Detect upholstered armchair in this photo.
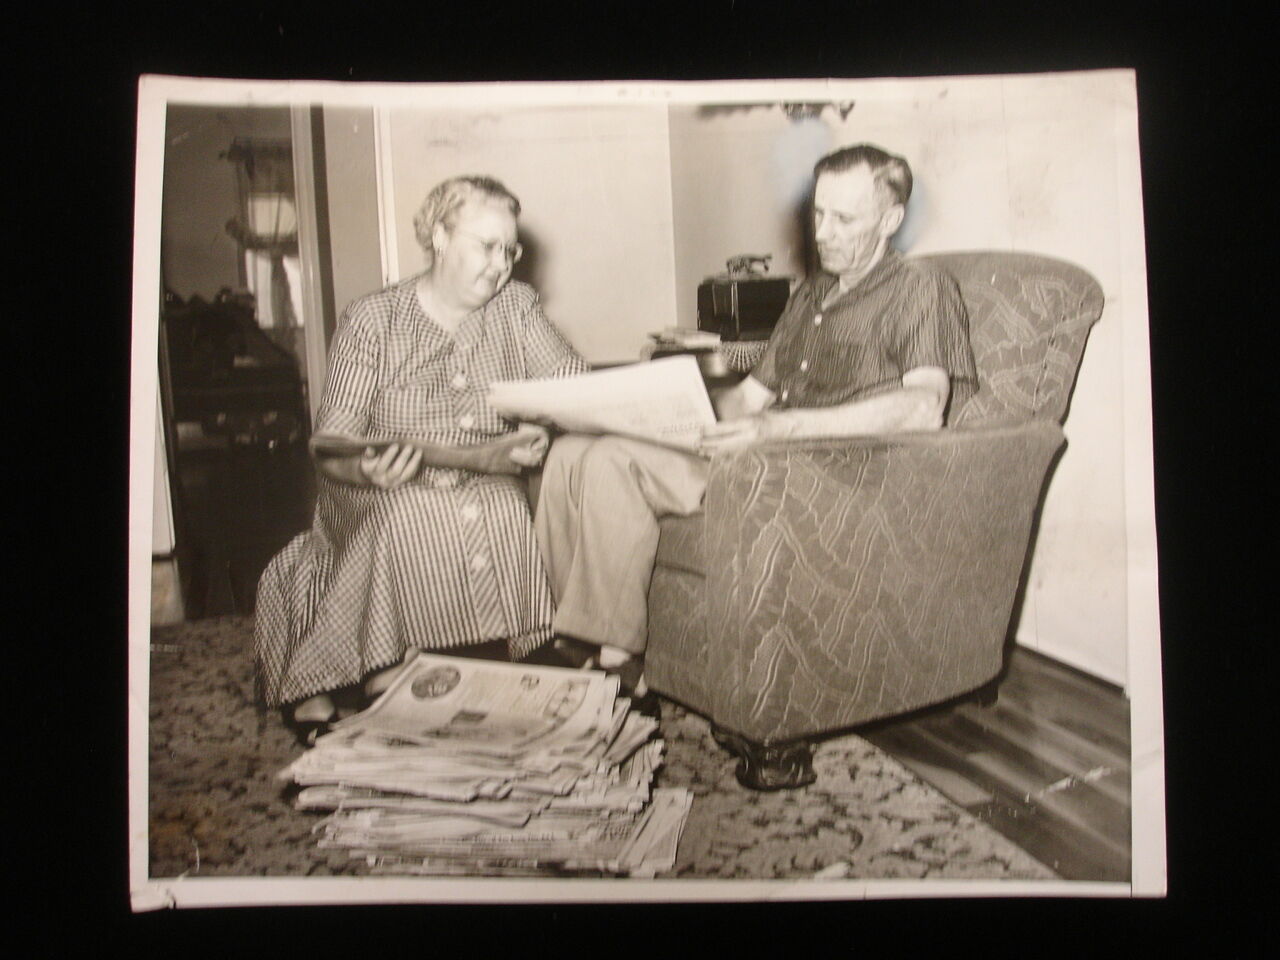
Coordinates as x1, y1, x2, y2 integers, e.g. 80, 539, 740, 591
643, 251, 1105, 789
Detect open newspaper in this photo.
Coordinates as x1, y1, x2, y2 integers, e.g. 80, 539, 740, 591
327, 650, 618, 755
278, 652, 693, 877
487, 355, 717, 452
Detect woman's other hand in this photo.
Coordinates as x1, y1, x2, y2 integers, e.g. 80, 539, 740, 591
359, 442, 424, 489
465, 425, 551, 475
507, 424, 550, 468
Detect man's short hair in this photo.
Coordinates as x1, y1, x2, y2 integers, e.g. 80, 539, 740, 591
814, 145, 913, 208
413, 176, 522, 265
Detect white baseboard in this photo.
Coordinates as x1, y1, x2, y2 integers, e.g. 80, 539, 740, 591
151, 558, 185, 627
1013, 633, 1127, 692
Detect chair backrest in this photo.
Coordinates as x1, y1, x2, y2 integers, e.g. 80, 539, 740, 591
917, 252, 1104, 427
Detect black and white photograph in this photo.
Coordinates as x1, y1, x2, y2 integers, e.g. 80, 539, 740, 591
127, 72, 1164, 907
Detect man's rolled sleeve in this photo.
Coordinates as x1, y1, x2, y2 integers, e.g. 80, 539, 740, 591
519, 288, 590, 380
747, 284, 809, 392
749, 338, 781, 392
894, 270, 978, 408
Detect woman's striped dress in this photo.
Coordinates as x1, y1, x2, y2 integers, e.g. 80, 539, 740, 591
254, 275, 588, 707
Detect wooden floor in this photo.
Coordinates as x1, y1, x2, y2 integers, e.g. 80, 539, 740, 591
862, 647, 1132, 882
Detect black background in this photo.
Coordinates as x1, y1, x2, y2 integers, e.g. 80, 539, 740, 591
18, 0, 1268, 952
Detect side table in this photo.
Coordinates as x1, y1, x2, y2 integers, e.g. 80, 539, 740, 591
644, 339, 769, 390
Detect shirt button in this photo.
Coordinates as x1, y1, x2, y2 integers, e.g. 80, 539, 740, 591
799, 359, 809, 372
813, 313, 823, 326
470, 554, 489, 572
452, 372, 468, 390
461, 504, 480, 522
458, 414, 475, 430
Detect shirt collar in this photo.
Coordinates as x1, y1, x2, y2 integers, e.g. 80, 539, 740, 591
814, 246, 903, 304
403, 271, 490, 346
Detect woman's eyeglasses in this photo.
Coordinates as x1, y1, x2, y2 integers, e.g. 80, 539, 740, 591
452, 228, 523, 264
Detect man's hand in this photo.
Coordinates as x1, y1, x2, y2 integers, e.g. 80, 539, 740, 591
710, 385, 752, 422
359, 442, 424, 489
697, 415, 773, 455
711, 375, 776, 422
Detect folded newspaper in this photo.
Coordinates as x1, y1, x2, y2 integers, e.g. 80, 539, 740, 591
487, 355, 717, 452
278, 651, 693, 878
308, 424, 547, 459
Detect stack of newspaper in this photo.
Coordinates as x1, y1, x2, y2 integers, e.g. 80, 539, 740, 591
278, 652, 693, 877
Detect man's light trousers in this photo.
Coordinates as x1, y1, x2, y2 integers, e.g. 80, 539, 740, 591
533, 434, 709, 655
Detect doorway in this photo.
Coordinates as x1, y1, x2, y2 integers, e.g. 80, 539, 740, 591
157, 103, 329, 618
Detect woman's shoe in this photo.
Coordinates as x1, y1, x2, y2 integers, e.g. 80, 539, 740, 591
281, 693, 337, 747
280, 710, 333, 747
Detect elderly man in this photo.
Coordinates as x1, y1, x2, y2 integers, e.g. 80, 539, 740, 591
534, 144, 978, 693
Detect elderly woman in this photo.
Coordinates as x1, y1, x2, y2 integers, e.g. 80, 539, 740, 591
255, 175, 588, 743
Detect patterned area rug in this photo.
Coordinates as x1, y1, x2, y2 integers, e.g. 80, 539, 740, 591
147, 616, 1055, 882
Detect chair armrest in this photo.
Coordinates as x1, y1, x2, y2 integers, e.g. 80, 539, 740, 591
697, 420, 1066, 740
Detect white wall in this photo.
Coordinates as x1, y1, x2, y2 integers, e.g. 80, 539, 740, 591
322, 105, 384, 324
152, 397, 175, 555
381, 105, 678, 365
668, 107, 831, 320
362, 76, 1149, 687
665, 73, 1144, 686
151, 394, 184, 625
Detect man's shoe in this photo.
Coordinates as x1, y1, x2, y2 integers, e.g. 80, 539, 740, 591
544, 637, 599, 669
627, 690, 662, 720
600, 654, 648, 696
281, 708, 333, 748
540, 639, 659, 716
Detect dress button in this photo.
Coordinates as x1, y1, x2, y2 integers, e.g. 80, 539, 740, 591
813, 313, 823, 326
470, 554, 489, 572
799, 359, 809, 372
452, 372, 468, 390
458, 414, 475, 430
461, 504, 480, 522
433, 473, 455, 489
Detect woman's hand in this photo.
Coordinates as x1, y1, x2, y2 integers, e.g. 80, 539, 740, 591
359, 442, 424, 489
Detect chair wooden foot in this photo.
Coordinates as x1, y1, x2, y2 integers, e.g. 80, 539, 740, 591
710, 724, 817, 791
971, 677, 1001, 707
